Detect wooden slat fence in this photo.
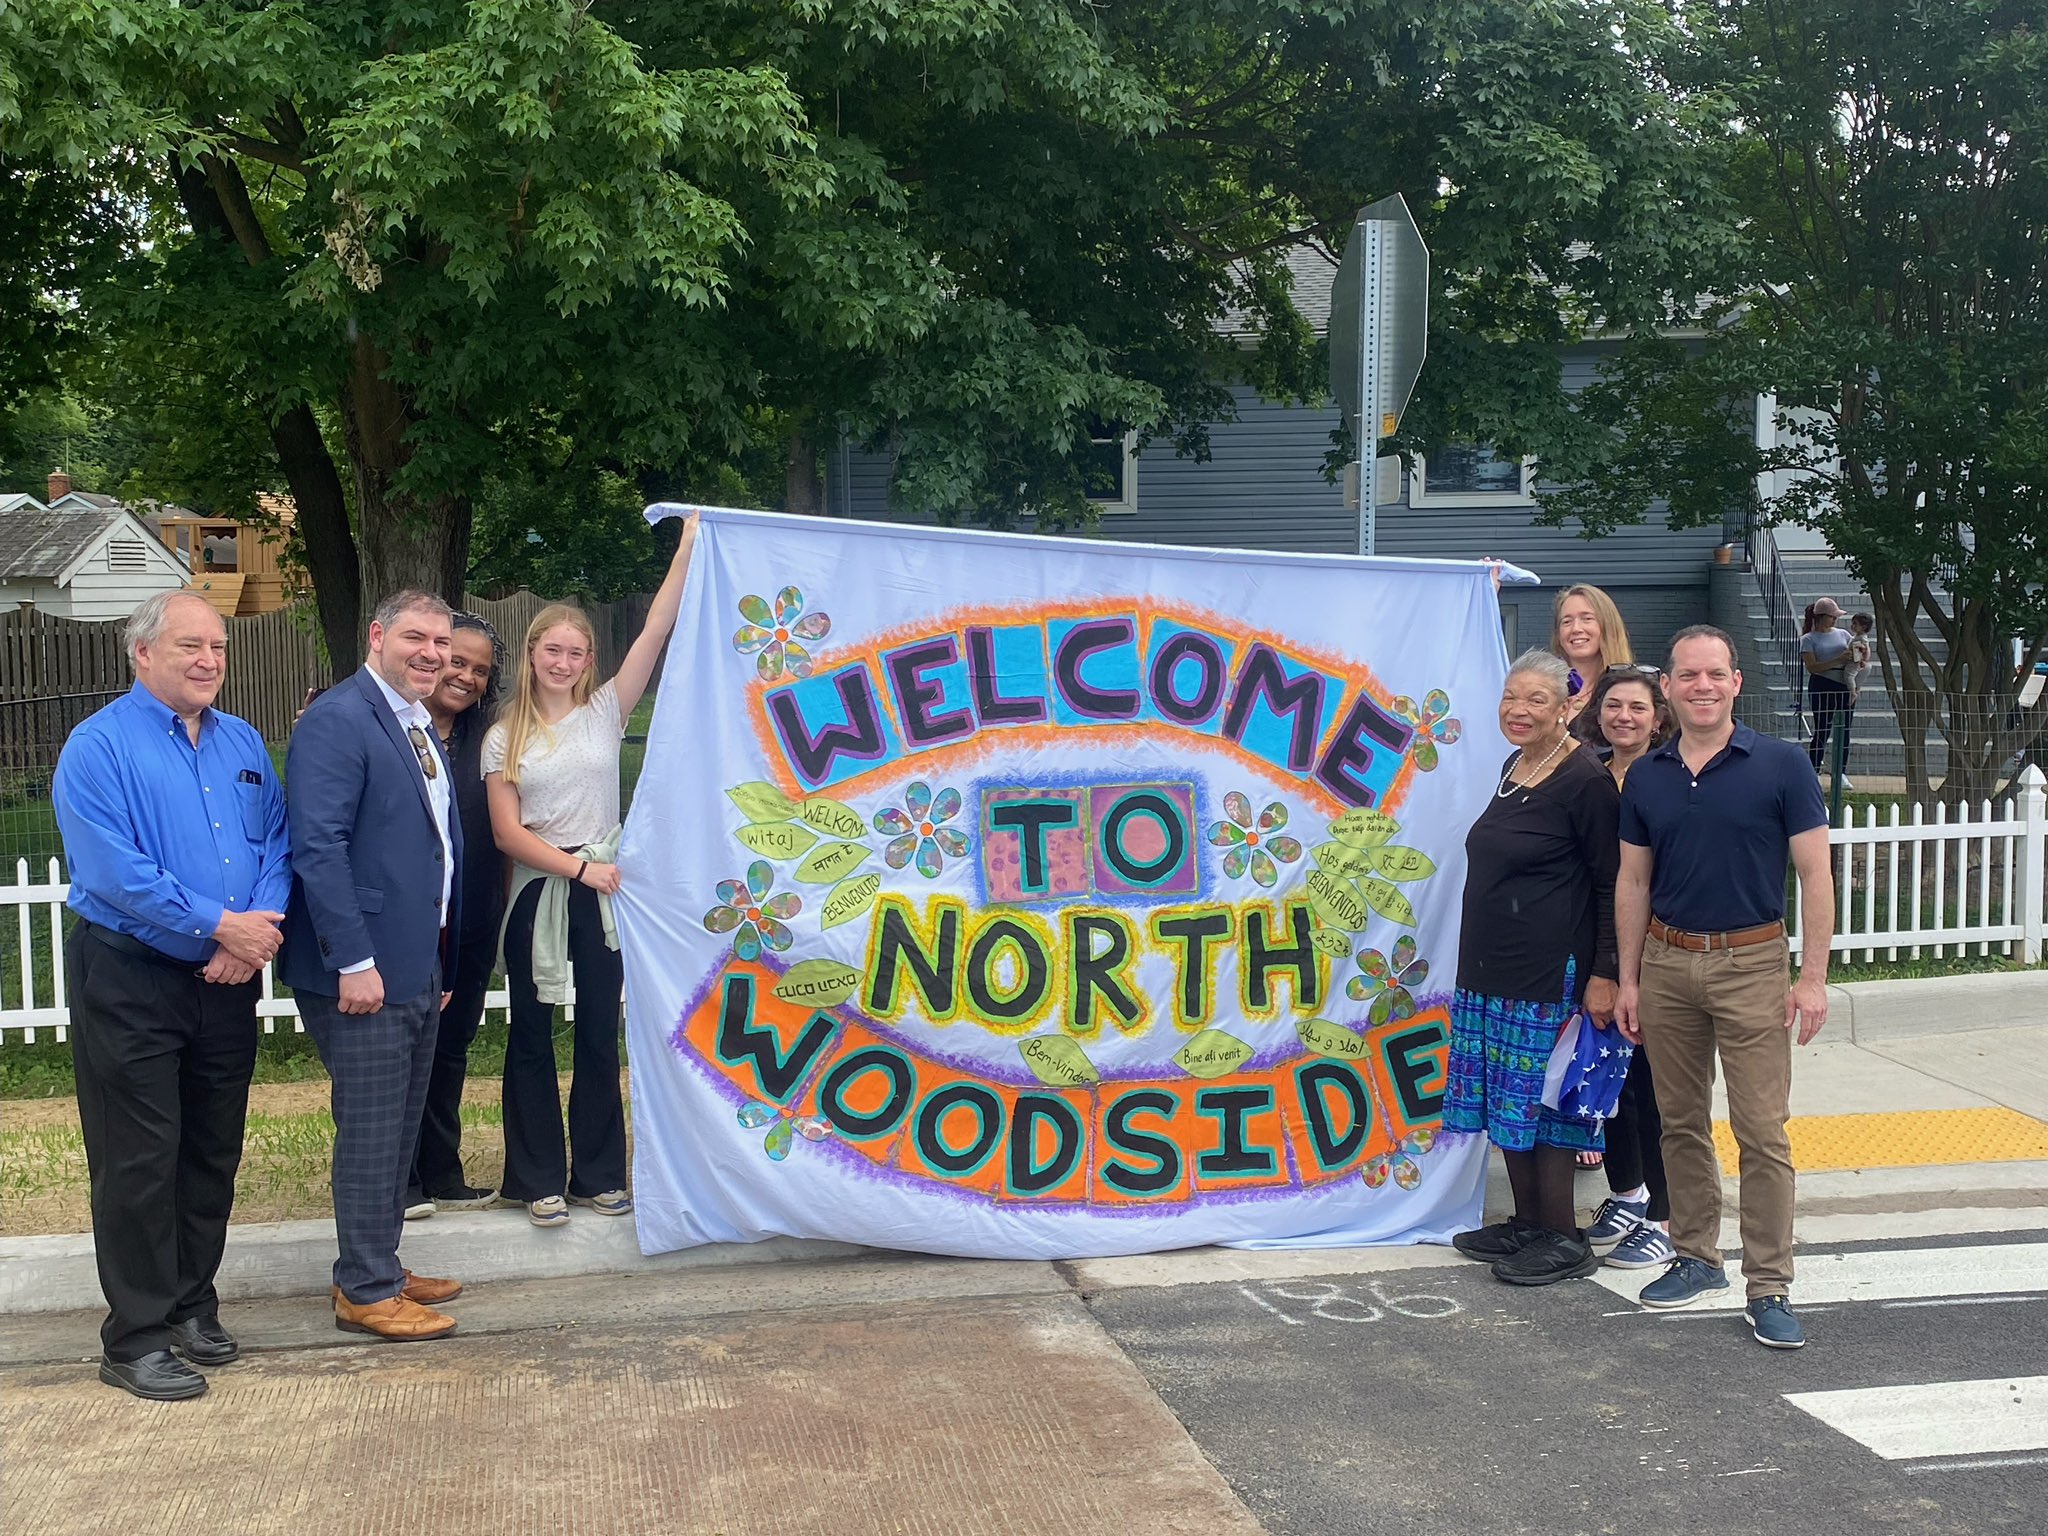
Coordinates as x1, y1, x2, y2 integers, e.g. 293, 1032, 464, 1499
0, 589, 651, 768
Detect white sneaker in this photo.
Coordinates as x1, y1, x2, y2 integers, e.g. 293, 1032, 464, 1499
402, 1199, 435, 1222
526, 1195, 570, 1227
567, 1189, 633, 1216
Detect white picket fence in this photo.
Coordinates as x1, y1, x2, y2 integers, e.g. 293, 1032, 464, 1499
3, 767, 2044, 1043
0, 861, 513, 1045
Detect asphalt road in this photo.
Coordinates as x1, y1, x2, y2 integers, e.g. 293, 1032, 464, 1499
1087, 1228, 2048, 1536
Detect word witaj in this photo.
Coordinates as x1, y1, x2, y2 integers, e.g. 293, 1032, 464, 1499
683, 972, 1450, 1205
758, 608, 1416, 805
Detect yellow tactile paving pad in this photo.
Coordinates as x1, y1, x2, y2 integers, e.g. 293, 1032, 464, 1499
1711, 1107, 2048, 1173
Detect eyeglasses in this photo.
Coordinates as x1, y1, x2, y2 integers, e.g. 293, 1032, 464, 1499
406, 724, 439, 781
1607, 663, 1663, 678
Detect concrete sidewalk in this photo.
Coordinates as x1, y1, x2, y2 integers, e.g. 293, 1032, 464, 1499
3, 973, 2044, 1316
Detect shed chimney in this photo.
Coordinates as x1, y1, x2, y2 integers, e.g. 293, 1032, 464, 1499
47, 469, 72, 502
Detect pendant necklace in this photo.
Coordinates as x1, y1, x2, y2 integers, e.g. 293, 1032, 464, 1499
1497, 734, 1569, 799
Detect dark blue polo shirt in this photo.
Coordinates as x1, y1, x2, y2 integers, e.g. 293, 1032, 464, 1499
1618, 723, 1826, 932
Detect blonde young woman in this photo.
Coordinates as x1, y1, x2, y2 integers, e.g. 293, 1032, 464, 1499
1550, 583, 1634, 728
484, 517, 698, 1226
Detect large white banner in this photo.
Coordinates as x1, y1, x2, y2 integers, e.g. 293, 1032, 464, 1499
617, 507, 1509, 1259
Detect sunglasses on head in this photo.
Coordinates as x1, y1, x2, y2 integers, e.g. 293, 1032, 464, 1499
1607, 663, 1662, 678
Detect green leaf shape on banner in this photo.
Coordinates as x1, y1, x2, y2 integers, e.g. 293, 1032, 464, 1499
1309, 924, 1351, 959
1329, 807, 1400, 849
727, 781, 798, 823
1363, 845, 1437, 882
1311, 840, 1377, 879
1306, 868, 1370, 932
795, 840, 872, 885
820, 871, 883, 930
1018, 1036, 1100, 1088
772, 958, 862, 1009
1175, 1029, 1255, 1080
735, 821, 820, 861
801, 797, 868, 841
1296, 1016, 1370, 1060
1357, 876, 1419, 926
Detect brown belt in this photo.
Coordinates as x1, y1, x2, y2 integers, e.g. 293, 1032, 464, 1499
1648, 917, 1785, 952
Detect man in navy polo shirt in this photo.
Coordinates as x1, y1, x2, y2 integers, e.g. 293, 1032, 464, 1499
1614, 625, 1833, 1349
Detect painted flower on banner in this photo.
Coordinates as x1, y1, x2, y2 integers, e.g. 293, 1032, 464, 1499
703, 861, 803, 959
732, 586, 831, 681
1207, 791, 1304, 887
1392, 689, 1461, 771
1346, 935, 1429, 1025
737, 1101, 834, 1161
1362, 1128, 1437, 1191
874, 782, 968, 877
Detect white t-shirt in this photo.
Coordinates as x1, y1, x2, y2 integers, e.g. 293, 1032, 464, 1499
482, 680, 624, 849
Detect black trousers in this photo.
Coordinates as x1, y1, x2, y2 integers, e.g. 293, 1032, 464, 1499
1808, 676, 1851, 770
1604, 1047, 1670, 1222
407, 932, 497, 1199
67, 926, 259, 1361
499, 879, 627, 1201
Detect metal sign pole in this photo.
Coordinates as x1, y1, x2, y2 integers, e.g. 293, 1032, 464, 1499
1328, 194, 1427, 561
1357, 224, 1381, 556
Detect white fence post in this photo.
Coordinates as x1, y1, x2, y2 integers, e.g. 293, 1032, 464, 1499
2020, 765, 2047, 965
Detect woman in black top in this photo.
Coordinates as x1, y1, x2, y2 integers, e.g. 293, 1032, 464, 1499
1443, 649, 1620, 1285
403, 612, 509, 1215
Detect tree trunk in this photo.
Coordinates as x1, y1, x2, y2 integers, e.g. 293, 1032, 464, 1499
170, 157, 360, 673
342, 333, 460, 623
785, 426, 825, 516
270, 404, 360, 675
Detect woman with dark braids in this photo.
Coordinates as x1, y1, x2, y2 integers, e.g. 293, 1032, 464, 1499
402, 612, 508, 1217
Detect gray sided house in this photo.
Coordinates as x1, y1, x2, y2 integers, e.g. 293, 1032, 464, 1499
826, 352, 1723, 666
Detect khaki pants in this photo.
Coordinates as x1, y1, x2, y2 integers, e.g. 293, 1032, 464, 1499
1638, 932, 1795, 1297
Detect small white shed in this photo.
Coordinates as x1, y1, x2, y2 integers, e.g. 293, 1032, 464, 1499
0, 505, 192, 620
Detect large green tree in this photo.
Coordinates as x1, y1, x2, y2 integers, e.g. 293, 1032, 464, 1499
1542, 0, 2048, 801
3, 1, 1732, 671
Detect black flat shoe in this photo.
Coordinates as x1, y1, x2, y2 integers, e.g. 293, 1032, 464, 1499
100, 1349, 208, 1401
169, 1315, 240, 1367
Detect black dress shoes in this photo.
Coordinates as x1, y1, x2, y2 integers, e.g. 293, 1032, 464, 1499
169, 1315, 240, 1366
99, 1349, 208, 1401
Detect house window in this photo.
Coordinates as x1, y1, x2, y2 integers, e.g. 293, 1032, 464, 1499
1410, 443, 1535, 506
1082, 418, 1138, 515
107, 540, 150, 572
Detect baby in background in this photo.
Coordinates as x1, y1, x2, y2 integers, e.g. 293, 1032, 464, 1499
1847, 612, 1875, 698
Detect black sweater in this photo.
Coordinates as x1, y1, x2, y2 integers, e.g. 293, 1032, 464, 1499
1455, 746, 1620, 1005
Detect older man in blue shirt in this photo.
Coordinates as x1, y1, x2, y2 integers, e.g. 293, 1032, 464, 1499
53, 590, 290, 1401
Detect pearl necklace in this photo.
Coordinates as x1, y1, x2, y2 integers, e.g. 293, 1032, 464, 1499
1496, 734, 1570, 799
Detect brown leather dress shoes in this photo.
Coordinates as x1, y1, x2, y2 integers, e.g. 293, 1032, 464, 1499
399, 1269, 463, 1305
332, 1293, 456, 1340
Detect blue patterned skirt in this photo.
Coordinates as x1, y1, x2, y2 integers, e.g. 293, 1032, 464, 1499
1442, 988, 1604, 1153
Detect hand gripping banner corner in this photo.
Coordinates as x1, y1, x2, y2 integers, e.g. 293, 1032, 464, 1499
615, 508, 1508, 1259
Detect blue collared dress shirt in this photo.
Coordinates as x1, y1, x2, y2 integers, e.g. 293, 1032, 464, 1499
53, 683, 292, 963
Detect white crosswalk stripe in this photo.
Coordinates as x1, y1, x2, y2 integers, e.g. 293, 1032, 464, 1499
1591, 1241, 2048, 1312
1785, 1376, 2048, 1463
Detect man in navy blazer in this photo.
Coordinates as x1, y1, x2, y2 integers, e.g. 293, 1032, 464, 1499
282, 589, 467, 1340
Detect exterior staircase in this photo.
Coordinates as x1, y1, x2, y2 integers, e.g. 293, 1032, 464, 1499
1717, 533, 1950, 785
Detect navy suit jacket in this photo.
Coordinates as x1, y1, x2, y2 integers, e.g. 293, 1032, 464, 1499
279, 666, 462, 1001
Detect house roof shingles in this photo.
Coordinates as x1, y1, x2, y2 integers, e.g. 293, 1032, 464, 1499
0, 508, 124, 582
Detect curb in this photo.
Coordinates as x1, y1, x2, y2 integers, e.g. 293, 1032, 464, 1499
0, 1210, 866, 1317
1832, 969, 2048, 1044
4, 971, 2041, 1318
